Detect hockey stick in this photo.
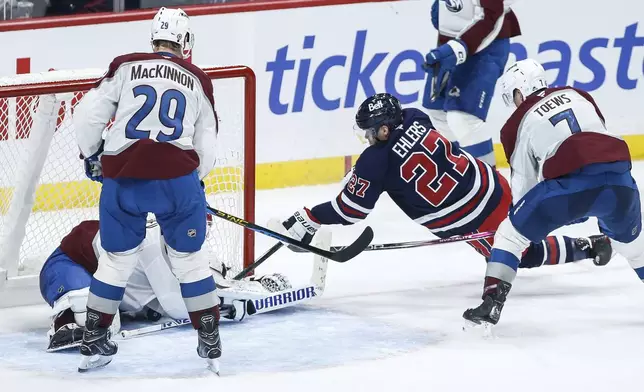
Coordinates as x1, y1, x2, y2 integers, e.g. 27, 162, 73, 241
290, 231, 495, 253
206, 206, 373, 263
118, 318, 191, 339
233, 243, 284, 280
118, 306, 236, 340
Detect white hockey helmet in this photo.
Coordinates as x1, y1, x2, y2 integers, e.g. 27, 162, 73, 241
500, 59, 549, 108
150, 7, 194, 59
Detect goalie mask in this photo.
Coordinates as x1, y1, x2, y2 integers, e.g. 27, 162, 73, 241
151, 7, 194, 59
354, 93, 403, 143
500, 59, 548, 108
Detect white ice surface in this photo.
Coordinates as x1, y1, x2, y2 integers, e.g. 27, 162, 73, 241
2, 165, 644, 392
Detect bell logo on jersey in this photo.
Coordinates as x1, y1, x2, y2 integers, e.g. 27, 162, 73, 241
368, 100, 384, 112
445, 0, 463, 13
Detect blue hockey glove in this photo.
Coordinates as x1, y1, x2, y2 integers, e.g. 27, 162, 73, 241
422, 39, 468, 72
80, 141, 104, 183
84, 155, 103, 183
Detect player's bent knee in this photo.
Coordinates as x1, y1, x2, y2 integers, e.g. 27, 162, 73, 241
93, 245, 141, 287
166, 246, 211, 284
494, 219, 531, 256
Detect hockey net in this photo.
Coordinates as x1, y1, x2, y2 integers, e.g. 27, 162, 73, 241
0, 66, 256, 292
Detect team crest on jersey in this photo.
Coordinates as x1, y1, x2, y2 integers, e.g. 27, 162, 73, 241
445, 0, 463, 12
368, 100, 384, 112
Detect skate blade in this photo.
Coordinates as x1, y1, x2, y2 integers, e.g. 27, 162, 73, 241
462, 319, 495, 339
46, 341, 82, 353
78, 354, 113, 372
207, 358, 220, 376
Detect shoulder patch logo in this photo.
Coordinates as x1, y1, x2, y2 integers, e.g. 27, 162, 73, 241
445, 0, 464, 13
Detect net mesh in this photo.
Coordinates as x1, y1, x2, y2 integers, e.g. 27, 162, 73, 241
0, 67, 251, 278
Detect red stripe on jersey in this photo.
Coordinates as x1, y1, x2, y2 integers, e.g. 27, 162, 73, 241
477, 170, 512, 235
468, 238, 492, 258
304, 207, 321, 225
425, 159, 490, 230
336, 194, 367, 219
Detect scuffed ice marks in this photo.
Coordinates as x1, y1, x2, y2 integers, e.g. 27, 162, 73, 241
0, 307, 435, 379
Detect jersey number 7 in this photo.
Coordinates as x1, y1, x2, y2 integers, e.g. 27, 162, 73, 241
126, 85, 187, 141
400, 130, 470, 207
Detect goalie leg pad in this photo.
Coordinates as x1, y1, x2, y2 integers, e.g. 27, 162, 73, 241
40, 248, 92, 307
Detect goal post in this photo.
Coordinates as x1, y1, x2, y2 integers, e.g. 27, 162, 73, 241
0, 66, 256, 307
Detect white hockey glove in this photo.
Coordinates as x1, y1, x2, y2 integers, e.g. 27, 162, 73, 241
250, 273, 292, 292
282, 207, 321, 245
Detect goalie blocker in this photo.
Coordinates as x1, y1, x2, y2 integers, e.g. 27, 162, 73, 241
41, 220, 330, 352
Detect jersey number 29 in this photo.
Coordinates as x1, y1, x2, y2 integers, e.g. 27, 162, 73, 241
400, 130, 470, 207
126, 85, 187, 141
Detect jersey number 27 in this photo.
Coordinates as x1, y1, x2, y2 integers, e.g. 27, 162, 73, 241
126, 85, 187, 141
400, 130, 470, 207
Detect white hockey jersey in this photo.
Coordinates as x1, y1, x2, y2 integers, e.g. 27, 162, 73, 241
500, 87, 631, 204
437, 0, 521, 54
74, 52, 217, 180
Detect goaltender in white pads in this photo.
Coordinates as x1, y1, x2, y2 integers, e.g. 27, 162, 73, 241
41, 219, 331, 351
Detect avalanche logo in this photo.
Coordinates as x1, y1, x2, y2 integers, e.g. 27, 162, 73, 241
445, 0, 463, 13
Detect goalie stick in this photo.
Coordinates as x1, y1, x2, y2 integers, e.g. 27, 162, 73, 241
290, 231, 495, 253
206, 206, 373, 263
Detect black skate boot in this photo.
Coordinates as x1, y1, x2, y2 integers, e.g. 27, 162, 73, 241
196, 309, 222, 375
575, 235, 612, 266
463, 280, 512, 328
78, 309, 118, 372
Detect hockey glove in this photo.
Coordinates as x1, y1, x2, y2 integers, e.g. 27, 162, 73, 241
423, 39, 468, 71
282, 207, 321, 245
80, 141, 104, 183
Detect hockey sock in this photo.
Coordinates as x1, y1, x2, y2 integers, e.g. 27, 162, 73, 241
188, 306, 220, 329
54, 308, 76, 330
519, 236, 586, 268
86, 307, 115, 328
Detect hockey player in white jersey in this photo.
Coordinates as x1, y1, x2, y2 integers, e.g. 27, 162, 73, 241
463, 59, 644, 327
422, 0, 521, 166
73, 8, 220, 372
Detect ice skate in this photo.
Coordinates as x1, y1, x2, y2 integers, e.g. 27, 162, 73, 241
576, 235, 613, 266
196, 311, 222, 375
78, 310, 118, 372
463, 280, 511, 334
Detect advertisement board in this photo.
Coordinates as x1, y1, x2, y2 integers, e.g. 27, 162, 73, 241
1, 0, 643, 188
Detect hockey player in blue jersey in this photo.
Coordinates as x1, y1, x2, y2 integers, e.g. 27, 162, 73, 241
73, 8, 221, 372
279, 93, 612, 285
422, 0, 521, 166
463, 59, 644, 328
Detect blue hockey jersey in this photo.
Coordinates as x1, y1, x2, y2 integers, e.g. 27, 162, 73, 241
309, 109, 507, 238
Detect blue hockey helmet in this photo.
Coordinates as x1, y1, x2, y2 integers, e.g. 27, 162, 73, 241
355, 93, 403, 141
